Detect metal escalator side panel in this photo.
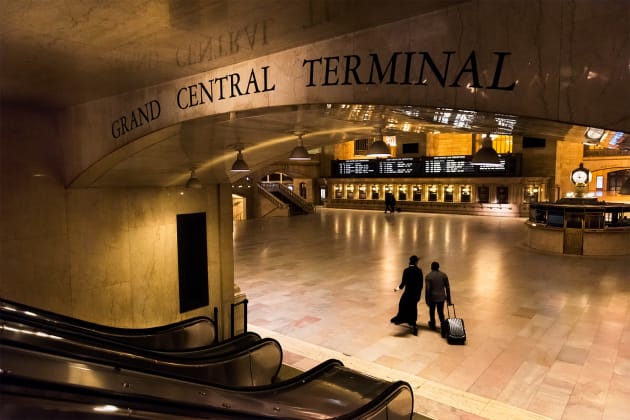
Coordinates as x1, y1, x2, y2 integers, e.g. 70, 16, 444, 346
0, 297, 217, 350
0, 344, 411, 419
1, 320, 282, 388
248, 338, 284, 386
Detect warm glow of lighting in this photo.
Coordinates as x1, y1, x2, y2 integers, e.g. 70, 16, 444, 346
93, 405, 119, 413
384, 135, 397, 147
4, 325, 62, 340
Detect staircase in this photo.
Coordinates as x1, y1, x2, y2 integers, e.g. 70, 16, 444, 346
259, 183, 314, 215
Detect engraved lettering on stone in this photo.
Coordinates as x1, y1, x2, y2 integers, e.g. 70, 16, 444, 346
303, 51, 516, 91
111, 100, 161, 139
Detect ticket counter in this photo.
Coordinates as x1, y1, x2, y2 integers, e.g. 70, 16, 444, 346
526, 199, 630, 255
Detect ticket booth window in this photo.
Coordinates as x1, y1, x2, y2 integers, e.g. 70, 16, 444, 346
478, 186, 489, 203
359, 185, 367, 199
461, 186, 471, 203
413, 185, 422, 201
444, 186, 454, 202
428, 186, 438, 202
524, 185, 539, 203
346, 185, 354, 199
497, 186, 509, 204
398, 186, 407, 201
334, 185, 343, 199
371, 186, 380, 199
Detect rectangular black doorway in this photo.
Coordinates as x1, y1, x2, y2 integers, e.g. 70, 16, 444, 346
176, 212, 209, 313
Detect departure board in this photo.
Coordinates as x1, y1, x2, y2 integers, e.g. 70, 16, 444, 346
331, 155, 520, 178
378, 158, 423, 176
336, 159, 375, 176
424, 156, 476, 175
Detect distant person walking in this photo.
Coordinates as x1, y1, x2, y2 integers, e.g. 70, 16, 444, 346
384, 192, 396, 213
391, 255, 423, 335
425, 261, 451, 331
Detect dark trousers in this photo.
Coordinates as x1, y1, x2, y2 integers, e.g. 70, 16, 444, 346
428, 301, 445, 326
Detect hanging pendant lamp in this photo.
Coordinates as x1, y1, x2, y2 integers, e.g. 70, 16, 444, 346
185, 169, 202, 189
471, 135, 501, 166
289, 132, 311, 160
366, 128, 391, 157
231, 145, 250, 172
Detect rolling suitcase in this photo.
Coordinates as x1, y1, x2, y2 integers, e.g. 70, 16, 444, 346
441, 304, 466, 344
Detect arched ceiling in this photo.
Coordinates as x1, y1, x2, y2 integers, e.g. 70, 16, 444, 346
1, 1, 627, 187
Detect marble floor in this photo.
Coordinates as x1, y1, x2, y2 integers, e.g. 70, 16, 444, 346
233, 208, 630, 420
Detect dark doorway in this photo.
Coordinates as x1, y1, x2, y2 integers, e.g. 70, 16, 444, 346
176, 212, 209, 313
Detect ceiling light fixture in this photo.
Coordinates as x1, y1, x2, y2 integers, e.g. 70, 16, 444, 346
289, 131, 311, 160
185, 169, 202, 189
230, 145, 251, 172
366, 127, 391, 157
471, 134, 501, 166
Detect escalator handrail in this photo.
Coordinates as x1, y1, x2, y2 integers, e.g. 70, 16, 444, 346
1, 316, 284, 386
0, 306, 263, 363
0, 298, 218, 349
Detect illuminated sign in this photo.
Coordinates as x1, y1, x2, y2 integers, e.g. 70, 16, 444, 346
331, 155, 520, 178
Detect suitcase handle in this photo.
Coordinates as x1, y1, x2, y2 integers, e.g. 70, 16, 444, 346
447, 303, 456, 318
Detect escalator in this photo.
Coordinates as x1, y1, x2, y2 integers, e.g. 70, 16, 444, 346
0, 299, 414, 419
0, 298, 219, 351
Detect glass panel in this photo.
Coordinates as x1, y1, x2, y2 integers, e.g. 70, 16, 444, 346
461, 186, 471, 203
444, 186, 454, 202
497, 186, 509, 204
548, 209, 564, 227
412, 185, 422, 201
566, 213, 583, 229
585, 213, 604, 229
478, 186, 489, 203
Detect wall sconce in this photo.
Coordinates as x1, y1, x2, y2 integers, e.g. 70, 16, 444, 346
471, 134, 501, 166
230, 144, 251, 172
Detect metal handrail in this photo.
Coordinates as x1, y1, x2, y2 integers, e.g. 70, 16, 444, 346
256, 183, 286, 208
261, 182, 314, 213
277, 183, 314, 212
230, 299, 248, 338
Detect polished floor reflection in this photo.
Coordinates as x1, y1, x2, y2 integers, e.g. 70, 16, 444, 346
234, 208, 630, 420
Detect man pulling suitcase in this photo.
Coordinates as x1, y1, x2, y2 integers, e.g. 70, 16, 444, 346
424, 261, 451, 332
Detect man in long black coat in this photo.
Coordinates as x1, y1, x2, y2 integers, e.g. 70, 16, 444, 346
390, 255, 423, 335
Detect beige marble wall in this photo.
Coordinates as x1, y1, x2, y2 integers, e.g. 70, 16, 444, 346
0, 107, 234, 331
555, 141, 586, 198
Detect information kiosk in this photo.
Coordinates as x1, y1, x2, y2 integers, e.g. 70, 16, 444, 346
525, 164, 630, 255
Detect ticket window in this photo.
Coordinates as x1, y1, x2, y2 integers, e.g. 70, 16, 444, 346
398, 185, 408, 201
524, 185, 539, 203
478, 186, 490, 203
358, 185, 367, 199
428, 186, 438, 202
461, 186, 471, 203
334, 185, 343, 199
384, 185, 394, 198
412, 185, 422, 201
497, 186, 509, 204
346, 185, 355, 199
371, 185, 380, 199
444, 185, 454, 202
